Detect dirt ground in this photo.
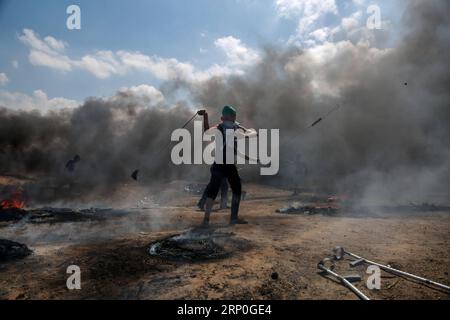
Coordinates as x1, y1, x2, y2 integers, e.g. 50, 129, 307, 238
0, 181, 449, 300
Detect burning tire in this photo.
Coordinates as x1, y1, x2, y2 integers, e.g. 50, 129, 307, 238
149, 234, 229, 261
0, 239, 32, 263
148, 229, 251, 262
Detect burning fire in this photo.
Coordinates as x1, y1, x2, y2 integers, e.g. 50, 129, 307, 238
0, 189, 25, 210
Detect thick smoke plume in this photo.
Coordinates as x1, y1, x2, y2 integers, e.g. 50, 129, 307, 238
1, 0, 449, 204
0, 97, 203, 204
190, 0, 450, 203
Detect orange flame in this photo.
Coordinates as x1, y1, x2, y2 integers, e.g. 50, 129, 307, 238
0, 189, 25, 210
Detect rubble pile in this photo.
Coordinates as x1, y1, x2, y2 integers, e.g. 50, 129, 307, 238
277, 199, 340, 215
0, 207, 111, 224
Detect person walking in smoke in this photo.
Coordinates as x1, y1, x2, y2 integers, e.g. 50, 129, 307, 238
197, 106, 250, 226
65, 155, 81, 173
60, 154, 81, 192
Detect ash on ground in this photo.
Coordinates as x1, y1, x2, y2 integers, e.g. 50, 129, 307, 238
148, 228, 251, 262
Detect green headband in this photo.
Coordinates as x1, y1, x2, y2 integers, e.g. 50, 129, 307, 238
222, 105, 237, 117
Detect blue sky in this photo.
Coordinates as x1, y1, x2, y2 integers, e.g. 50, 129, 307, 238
0, 0, 406, 111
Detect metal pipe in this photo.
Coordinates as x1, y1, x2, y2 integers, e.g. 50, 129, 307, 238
344, 249, 450, 293
318, 262, 370, 300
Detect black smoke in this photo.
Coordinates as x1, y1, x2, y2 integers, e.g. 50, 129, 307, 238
1, 0, 449, 204
189, 0, 450, 202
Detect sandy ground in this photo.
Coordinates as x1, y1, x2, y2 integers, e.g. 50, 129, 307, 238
0, 181, 449, 300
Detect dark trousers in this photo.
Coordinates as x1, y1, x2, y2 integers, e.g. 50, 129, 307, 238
198, 178, 228, 209
205, 164, 242, 221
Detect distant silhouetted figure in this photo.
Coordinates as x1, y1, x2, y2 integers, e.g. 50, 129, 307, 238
65, 155, 81, 173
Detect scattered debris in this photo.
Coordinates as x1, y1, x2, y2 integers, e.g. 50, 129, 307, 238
1, 207, 113, 224
276, 202, 339, 215
184, 183, 207, 195
353, 203, 450, 215
387, 279, 401, 290
349, 258, 365, 267
29, 208, 114, 224
327, 195, 351, 203
344, 274, 362, 283
407, 202, 450, 212
333, 246, 345, 260
310, 118, 323, 127
318, 258, 369, 300
0, 239, 32, 263
135, 196, 154, 208
277, 199, 450, 217
0, 207, 27, 222
333, 246, 450, 294
320, 245, 450, 300
131, 169, 139, 181
318, 257, 335, 271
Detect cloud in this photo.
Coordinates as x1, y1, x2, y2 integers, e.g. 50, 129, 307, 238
19, 29, 66, 56
18, 29, 260, 83
11, 60, 19, 68
308, 27, 335, 44
332, 10, 391, 46
275, 0, 339, 46
0, 83, 168, 113
28, 48, 73, 72
44, 35, 67, 52
352, 0, 366, 6
77, 51, 125, 79
285, 40, 390, 97
278, 1, 390, 48
214, 36, 261, 67
341, 11, 362, 32
116, 85, 165, 104
0, 89, 79, 112
0, 73, 9, 86
20, 29, 73, 72
116, 51, 197, 81
275, 0, 338, 19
